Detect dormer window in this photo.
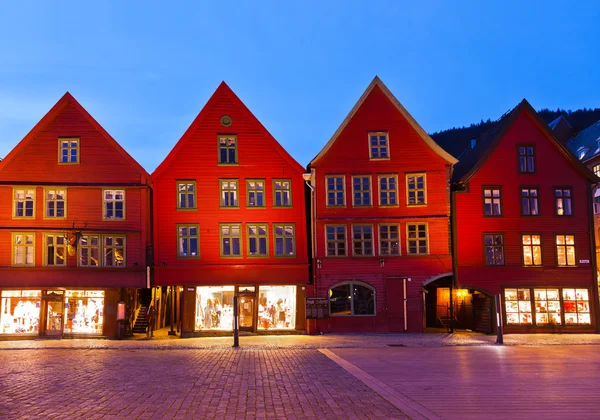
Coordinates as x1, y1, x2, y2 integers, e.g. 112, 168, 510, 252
577, 146, 590, 161
59, 138, 79, 164
369, 132, 389, 160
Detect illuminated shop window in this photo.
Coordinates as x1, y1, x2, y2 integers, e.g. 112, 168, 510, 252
504, 288, 532, 325
258, 286, 296, 330
64, 290, 105, 334
195, 286, 235, 331
534, 289, 561, 325
0, 290, 41, 334
329, 281, 375, 316
563, 289, 591, 325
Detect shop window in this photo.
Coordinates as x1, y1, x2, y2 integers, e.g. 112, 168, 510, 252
504, 288, 532, 325
379, 224, 400, 256
326, 225, 346, 256
12, 233, 35, 266
220, 180, 238, 207
522, 234, 542, 266
352, 224, 373, 256
369, 131, 389, 159
326, 175, 345, 207
45, 189, 66, 218
178, 225, 199, 258
220, 224, 241, 256
406, 174, 427, 206
533, 289, 561, 325
274, 224, 295, 256
352, 176, 371, 206
218, 135, 237, 164
104, 236, 125, 267
563, 289, 591, 325
177, 181, 196, 209
0, 290, 41, 334
247, 180, 265, 207
273, 180, 292, 207
44, 234, 66, 266
13, 188, 35, 218
554, 188, 572, 216
407, 223, 428, 255
103, 190, 125, 220
518, 145, 535, 173
556, 235, 576, 266
79, 235, 100, 267
247, 224, 268, 257
195, 286, 235, 331
484, 234, 505, 265
258, 286, 296, 330
329, 281, 375, 316
59, 138, 79, 164
521, 188, 539, 216
378, 175, 398, 206
483, 187, 502, 216
64, 290, 105, 334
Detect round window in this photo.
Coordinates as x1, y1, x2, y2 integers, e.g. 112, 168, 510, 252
220, 115, 232, 127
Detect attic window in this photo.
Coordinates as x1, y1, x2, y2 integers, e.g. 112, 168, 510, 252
369, 132, 389, 160
218, 135, 238, 164
59, 138, 79, 164
518, 145, 535, 173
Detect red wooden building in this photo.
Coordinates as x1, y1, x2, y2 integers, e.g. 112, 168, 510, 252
452, 100, 598, 333
307, 77, 457, 333
152, 82, 309, 337
0, 93, 151, 339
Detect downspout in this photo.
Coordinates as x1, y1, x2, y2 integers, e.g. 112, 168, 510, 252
587, 181, 600, 333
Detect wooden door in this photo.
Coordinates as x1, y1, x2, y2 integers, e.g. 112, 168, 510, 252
386, 278, 405, 332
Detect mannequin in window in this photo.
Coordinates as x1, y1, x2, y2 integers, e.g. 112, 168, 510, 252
203, 299, 214, 329
213, 297, 222, 328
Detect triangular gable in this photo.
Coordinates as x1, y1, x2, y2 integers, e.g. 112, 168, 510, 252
454, 99, 597, 184
152, 81, 305, 179
310, 76, 457, 166
0, 92, 150, 180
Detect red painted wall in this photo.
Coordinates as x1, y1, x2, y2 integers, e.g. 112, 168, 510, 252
152, 83, 309, 286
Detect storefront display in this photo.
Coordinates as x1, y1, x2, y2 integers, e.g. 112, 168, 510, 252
64, 290, 105, 334
258, 286, 296, 330
534, 288, 561, 325
0, 290, 41, 334
505, 288, 532, 325
563, 288, 591, 325
195, 286, 234, 331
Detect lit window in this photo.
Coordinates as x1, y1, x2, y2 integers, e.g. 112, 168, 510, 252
59, 138, 79, 164
13, 188, 35, 218
178, 225, 199, 258
504, 288, 532, 325
406, 174, 426, 206
177, 182, 196, 209
258, 286, 297, 329
218, 135, 237, 164
79, 235, 100, 267
563, 289, 591, 325
521, 188, 539, 216
534, 289, 561, 325
220, 224, 241, 256
352, 176, 371, 206
556, 235, 575, 266
0, 290, 41, 335
273, 180, 292, 207
483, 188, 502, 216
594, 165, 600, 177
329, 282, 375, 316
195, 286, 235, 331
12, 233, 35, 266
326, 176, 345, 207
484, 234, 504, 265
518, 145, 535, 173
378, 175, 397, 206
554, 188, 572, 216
274, 224, 295, 256
104, 236, 125, 267
379, 224, 400, 256
522, 234, 542, 266
220, 180, 238, 207
45, 189, 66, 218
247, 224, 268, 256
247, 180, 265, 207
64, 290, 105, 334
352, 225, 373, 256
44, 234, 66, 266
368, 132, 389, 159
103, 190, 125, 220
407, 223, 428, 255
326, 225, 346, 257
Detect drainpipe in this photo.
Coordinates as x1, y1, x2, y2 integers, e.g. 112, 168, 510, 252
588, 181, 600, 333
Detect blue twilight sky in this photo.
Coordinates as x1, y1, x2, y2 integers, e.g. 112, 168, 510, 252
0, 1, 599, 172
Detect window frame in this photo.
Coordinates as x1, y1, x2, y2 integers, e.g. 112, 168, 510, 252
522, 233, 543, 267
555, 234, 576, 267
247, 223, 269, 257
351, 175, 372, 207
351, 224, 374, 257
246, 179, 266, 208
219, 223, 242, 257
219, 179, 240, 208
517, 144, 536, 174
483, 233, 505, 266
42, 233, 67, 267
103, 235, 126, 268
368, 131, 390, 160
217, 134, 238, 165
12, 187, 36, 219
102, 189, 126, 221
272, 179, 292, 207
553, 187, 573, 217
378, 223, 400, 256
594, 164, 600, 178
176, 224, 200, 259
378, 174, 398, 207
79, 234, 101, 267
58, 137, 80, 164
520, 186, 540, 217
11, 232, 36, 267
325, 224, 347, 257
482, 186, 503, 217
43, 187, 67, 219
176, 181, 197, 211
328, 281, 376, 317
273, 223, 296, 257
406, 173, 427, 207
325, 175, 346, 208
406, 222, 429, 255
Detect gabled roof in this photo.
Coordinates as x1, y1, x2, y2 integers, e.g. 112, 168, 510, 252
0, 92, 150, 179
452, 99, 597, 184
566, 119, 600, 163
548, 115, 572, 130
309, 76, 457, 166
152, 81, 305, 179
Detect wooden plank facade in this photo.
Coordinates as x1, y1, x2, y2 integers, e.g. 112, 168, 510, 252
0, 93, 151, 339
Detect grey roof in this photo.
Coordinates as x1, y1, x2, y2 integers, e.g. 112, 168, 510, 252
548, 115, 571, 130
566, 119, 600, 162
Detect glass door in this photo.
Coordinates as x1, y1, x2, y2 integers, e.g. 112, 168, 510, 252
45, 301, 64, 336
238, 295, 255, 331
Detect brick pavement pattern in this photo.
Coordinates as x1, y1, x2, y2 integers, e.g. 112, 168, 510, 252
0, 349, 407, 420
